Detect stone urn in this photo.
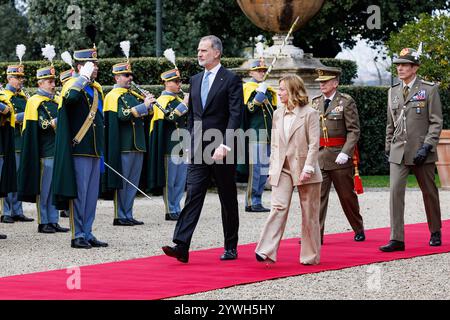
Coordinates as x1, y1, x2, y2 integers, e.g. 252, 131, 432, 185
235, 0, 338, 96
236, 0, 325, 33
437, 129, 450, 190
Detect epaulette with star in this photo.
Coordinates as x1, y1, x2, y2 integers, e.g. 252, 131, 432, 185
311, 94, 322, 101
421, 79, 435, 86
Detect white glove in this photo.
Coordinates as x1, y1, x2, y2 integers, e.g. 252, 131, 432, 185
256, 82, 267, 94
335, 152, 350, 165
79, 61, 95, 80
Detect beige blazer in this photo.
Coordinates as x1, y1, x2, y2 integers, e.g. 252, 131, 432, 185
268, 105, 322, 186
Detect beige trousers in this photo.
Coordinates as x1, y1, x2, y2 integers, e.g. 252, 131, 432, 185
256, 167, 322, 265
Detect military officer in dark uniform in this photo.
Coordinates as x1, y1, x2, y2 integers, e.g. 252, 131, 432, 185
380, 48, 443, 252
311, 69, 365, 243
104, 61, 154, 226
18, 62, 69, 234
239, 59, 277, 213
0, 54, 34, 224
148, 69, 189, 221
52, 47, 108, 249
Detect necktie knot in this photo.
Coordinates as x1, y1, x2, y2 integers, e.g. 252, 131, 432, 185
403, 85, 410, 100
201, 71, 212, 109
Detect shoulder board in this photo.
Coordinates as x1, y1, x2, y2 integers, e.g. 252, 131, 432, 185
421, 80, 435, 86
391, 82, 401, 88
311, 94, 322, 100
339, 92, 353, 100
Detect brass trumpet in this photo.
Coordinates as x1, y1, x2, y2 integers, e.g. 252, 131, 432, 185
130, 81, 169, 116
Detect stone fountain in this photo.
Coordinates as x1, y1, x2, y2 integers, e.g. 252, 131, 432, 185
235, 0, 340, 96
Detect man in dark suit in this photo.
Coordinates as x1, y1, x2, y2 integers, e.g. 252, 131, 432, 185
162, 35, 243, 263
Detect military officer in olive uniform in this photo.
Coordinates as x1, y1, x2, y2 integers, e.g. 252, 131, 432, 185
312, 69, 365, 243
238, 59, 277, 213
52, 47, 108, 249
148, 69, 189, 221
104, 61, 154, 226
380, 48, 443, 252
18, 64, 69, 234
0, 60, 34, 224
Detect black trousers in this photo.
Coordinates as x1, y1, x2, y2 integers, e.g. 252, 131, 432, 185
173, 162, 239, 250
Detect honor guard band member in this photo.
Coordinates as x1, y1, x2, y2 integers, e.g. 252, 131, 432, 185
239, 58, 276, 213
1, 45, 34, 224
17, 51, 69, 234
0, 66, 22, 239
148, 69, 189, 221
380, 47, 443, 252
57, 69, 74, 219
312, 69, 365, 244
104, 60, 154, 226
52, 47, 108, 249
57, 51, 75, 219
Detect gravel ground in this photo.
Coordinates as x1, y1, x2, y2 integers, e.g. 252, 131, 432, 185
0, 187, 448, 300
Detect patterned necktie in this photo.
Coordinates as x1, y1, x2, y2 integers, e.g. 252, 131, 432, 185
403, 85, 410, 101
201, 71, 212, 109
324, 99, 331, 113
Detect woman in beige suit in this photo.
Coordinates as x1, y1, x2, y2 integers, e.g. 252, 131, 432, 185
255, 74, 322, 265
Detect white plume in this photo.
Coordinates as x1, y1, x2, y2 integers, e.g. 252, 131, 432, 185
16, 44, 26, 64
417, 42, 423, 56
120, 41, 131, 60
61, 51, 73, 68
163, 48, 177, 68
255, 42, 265, 58
41, 44, 56, 63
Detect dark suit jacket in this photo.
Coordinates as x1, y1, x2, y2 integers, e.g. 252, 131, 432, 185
187, 65, 243, 162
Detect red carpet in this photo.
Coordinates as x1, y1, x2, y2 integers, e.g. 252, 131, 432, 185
0, 220, 449, 300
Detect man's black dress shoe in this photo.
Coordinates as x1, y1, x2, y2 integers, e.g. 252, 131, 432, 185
165, 213, 179, 221
128, 218, 144, 225
38, 224, 56, 234
113, 219, 134, 226
49, 223, 70, 233
88, 237, 109, 247
379, 240, 405, 252
13, 215, 34, 222
220, 249, 238, 260
245, 205, 270, 213
162, 245, 189, 263
0, 234, 7, 240
71, 238, 92, 249
354, 232, 366, 242
1, 216, 14, 223
429, 231, 441, 246
60, 210, 70, 218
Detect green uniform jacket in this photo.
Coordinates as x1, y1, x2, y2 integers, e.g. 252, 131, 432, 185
18, 94, 57, 203
0, 92, 17, 196
311, 91, 360, 171
147, 93, 188, 191
386, 77, 443, 165
103, 88, 149, 196
237, 81, 277, 177
52, 77, 104, 210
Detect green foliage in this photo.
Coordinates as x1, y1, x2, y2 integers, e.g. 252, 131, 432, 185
0, 3, 32, 61
294, 0, 449, 57
387, 13, 450, 89
340, 85, 450, 175
18, 0, 449, 61
320, 58, 358, 85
